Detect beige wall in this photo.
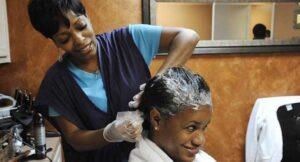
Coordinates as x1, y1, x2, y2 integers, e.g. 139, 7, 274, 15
1, 1, 300, 162
156, 3, 212, 40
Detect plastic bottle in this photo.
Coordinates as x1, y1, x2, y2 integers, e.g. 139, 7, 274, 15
34, 113, 46, 159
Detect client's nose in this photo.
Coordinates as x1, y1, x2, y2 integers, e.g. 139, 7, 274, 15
192, 131, 205, 146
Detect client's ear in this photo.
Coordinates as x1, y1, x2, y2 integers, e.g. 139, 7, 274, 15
150, 108, 161, 131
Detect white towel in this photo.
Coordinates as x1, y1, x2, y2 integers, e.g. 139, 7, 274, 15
129, 136, 216, 162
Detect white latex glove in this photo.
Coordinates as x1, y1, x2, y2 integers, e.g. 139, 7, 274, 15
128, 83, 146, 108
103, 111, 143, 143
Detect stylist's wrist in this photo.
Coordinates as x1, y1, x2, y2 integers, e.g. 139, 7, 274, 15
103, 122, 123, 142
103, 119, 142, 143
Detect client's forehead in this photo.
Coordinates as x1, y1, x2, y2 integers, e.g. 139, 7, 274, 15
171, 106, 212, 123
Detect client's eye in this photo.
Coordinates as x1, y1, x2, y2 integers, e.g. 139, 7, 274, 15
77, 24, 87, 30
200, 124, 209, 131
202, 125, 208, 131
186, 125, 197, 132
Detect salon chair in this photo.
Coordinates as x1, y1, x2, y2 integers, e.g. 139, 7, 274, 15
245, 96, 300, 162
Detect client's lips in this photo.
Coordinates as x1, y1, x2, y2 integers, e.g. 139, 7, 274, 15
184, 146, 200, 155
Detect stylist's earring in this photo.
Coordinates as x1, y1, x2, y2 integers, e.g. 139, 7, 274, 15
154, 127, 158, 131
57, 48, 64, 62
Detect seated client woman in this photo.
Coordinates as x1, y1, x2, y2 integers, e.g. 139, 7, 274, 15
129, 67, 216, 162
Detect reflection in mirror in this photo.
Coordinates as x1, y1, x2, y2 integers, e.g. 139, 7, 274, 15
143, 0, 300, 54
155, 2, 300, 41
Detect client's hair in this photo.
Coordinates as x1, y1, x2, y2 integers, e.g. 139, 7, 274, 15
139, 67, 212, 131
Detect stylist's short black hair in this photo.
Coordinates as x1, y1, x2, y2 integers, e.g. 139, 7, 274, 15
28, 0, 86, 38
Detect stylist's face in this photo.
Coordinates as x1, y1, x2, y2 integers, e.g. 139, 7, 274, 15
52, 11, 97, 61
153, 106, 212, 162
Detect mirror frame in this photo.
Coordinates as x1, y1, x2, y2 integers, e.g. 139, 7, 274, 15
142, 0, 300, 55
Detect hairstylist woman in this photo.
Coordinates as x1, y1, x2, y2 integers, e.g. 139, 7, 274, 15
28, 0, 199, 161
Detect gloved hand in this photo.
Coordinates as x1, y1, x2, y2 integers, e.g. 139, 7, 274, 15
128, 83, 146, 108
103, 111, 143, 143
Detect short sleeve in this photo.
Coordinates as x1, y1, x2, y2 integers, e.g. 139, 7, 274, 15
129, 24, 162, 66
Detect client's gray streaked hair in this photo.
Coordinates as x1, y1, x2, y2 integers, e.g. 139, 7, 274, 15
139, 67, 212, 130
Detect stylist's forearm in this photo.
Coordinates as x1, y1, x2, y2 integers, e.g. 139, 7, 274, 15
65, 129, 108, 151
157, 29, 199, 75
56, 116, 109, 151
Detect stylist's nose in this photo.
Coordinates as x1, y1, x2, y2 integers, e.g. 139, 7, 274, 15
192, 131, 205, 146
72, 32, 85, 46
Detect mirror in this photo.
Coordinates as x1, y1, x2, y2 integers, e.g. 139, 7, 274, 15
143, 0, 300, 54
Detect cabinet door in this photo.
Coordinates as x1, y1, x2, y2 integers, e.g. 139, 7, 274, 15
212, 3, 250, 40
0, 0, 11, 63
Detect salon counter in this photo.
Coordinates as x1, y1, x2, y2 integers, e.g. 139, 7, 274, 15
23, 137, 63, 162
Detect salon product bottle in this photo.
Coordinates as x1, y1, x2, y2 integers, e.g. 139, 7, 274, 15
11, 124, 23, 155
34, 113, 46, 159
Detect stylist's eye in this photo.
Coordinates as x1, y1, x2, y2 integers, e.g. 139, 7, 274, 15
58, 38, 69, 44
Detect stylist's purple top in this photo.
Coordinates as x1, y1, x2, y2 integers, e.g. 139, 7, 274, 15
35, 27, 151, 162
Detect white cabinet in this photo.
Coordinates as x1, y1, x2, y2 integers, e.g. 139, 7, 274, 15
0, 0, 11, 64
213, 3, 251, 40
